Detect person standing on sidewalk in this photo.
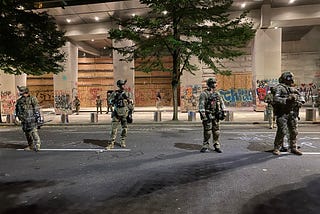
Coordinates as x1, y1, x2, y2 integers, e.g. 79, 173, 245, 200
73, 96, 81, 115
106, 90, 113, 114
199, 78, 226, 153
264, 88, 276, 129
96, 95, 103, 114
106, 80, 134, 149
15, 86, 42, 151
272, 72, 305, 156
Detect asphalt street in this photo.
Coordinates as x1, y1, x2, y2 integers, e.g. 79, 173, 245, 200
0, 124, 319, 214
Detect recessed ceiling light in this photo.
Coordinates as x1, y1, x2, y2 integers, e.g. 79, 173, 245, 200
66, 19, 71, 23
91, 39, 95, 42
94, 16, 99, 21
132, 13, 136, 17
289, 0, 295, 4
241, 3, 246, 9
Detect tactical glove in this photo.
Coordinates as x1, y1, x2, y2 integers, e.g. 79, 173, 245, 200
200, 111, 208, 121
286, 94, 298, 104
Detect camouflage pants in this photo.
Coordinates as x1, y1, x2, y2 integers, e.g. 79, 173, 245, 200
202, 119, 221, 149
24, 127, 41, 147
266, 109, 275, 128
110, 115, 128, 144
274, 113, 298, 150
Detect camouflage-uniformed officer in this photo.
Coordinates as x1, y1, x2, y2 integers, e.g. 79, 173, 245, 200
106, 80, 134, 149
199, 78, 226, 153
73, 96, 80, 115
96, 95, 103, 114
15, 86, 42, 151
264, 88, 276, 129
272, 72, 305, 155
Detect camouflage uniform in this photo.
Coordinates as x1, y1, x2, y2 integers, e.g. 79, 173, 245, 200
199, 78, 226, 153
264, 91, 276, 129
272, 72, 305, 155
106, 90, 113, 114
15, 86, 42, 151
73, 96, 80, 115
96, 96, 103, 114
106, 80, 133, 149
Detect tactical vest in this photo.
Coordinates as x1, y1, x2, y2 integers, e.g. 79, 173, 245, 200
204, 90, 220, 112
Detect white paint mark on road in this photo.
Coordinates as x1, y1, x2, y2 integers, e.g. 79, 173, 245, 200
301, 142, 317, 148
17, 148, 131, 152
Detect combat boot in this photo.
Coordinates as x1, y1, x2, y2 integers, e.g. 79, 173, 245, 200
214, 148, 222, 153
273, 149, 281, 155
24, 144, 34, 151
34, 144, 41, 152
200, 147, 209, 153
105, 142, 114, 150
120, 140, 126, 148
213, 143, 222, 153
291, 148, 302, 155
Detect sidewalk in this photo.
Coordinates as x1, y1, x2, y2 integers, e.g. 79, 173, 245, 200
1, 106, 319, 126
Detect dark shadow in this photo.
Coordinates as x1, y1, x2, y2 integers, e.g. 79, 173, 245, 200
83, 139, 110, 147
174, 142, 202, 150
0, 180, 56, 214
0, 143, 26, 149
241, 174, 320, 214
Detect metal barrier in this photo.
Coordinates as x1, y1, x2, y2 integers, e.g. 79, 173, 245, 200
61, 114, 69, 123
188, 111, 196, 121
154, 111, 161, 122
305, 108, 316, 121
90, 112, 98, 123
224, 111, 233, 121
6, 114, 15, 123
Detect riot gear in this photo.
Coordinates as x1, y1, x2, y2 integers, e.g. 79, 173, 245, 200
206, 78, 217, 89
117, 79, 127, 87
17, 86, 29, 95
279, 72, 294, 86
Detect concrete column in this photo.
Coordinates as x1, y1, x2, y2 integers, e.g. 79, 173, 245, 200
112, 39, 135, 97
180, 56, 203, 112
53, 41, 78, 114
15, 74, 27, 89
252, 28, 282, 110
0, 72, 18, 115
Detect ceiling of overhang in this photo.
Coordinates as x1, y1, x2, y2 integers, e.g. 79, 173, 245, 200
34, 0, 320, 55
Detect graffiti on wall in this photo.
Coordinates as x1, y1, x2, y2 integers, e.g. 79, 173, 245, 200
219, 88, 253, 107
180, 85, 202, 111
135, 88, 171, 107
0, 90, 16, 114
299, 82, 318, 104
256, 79, 278, 101
54, 90, 72, 114
33, 90, 54, 107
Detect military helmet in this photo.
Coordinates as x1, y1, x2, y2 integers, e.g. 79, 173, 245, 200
117, 79, 127, 87
279, 72, 294, 85
17, 86, 29, 94
206, 77, 217, 88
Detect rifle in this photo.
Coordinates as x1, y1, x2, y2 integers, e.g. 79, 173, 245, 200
288, 87, 305, 120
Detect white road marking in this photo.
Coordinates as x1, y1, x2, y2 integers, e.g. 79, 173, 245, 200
16, 148, 131, 152
280, 152, 320, 155
301, 142, 317, 148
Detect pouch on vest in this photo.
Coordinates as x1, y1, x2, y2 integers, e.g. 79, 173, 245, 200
116, 107, 127, 116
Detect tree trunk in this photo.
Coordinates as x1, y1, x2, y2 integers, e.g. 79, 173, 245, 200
172, 83, 179, 120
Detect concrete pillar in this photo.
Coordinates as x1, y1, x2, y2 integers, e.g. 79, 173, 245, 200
180, 56, 203, 112
0, 72, 22, 115
53, 41, 78, 114
252, 28, 282, 110
112, 39, 135, 98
